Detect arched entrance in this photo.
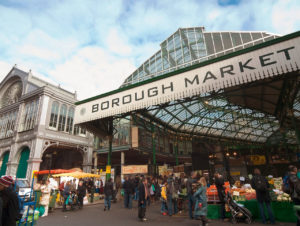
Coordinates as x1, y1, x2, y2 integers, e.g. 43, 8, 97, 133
40, 146, 83, 170
0, 151, 10, 176
16, 147, 30, 178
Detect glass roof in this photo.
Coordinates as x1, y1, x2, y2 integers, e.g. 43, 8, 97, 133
144, 91, 280, 143
118, 27, 299, 144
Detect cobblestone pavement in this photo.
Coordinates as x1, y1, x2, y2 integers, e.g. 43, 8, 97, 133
38, 201, 295, 226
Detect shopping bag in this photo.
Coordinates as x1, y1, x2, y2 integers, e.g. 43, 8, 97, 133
83, 196, 89, 205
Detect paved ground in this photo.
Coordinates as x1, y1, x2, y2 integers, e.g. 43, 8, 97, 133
38, 201, 295, 226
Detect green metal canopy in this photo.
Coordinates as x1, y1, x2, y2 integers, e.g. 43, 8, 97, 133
76, 28, 300, 145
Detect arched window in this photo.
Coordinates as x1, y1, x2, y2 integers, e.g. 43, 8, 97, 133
16, 147, 30, 178
66, 107, 74, 133
49, 101, 59, 128
0, 151, 10, 176
58, 104, 67, 131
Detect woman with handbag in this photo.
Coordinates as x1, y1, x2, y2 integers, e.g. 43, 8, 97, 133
193, 177, 208, 226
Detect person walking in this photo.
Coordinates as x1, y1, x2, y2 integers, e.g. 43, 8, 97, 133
62, 181, 71, 212
214, 172, 226, 221
77, 181, 86, 209
0, 175, 20, 226
167, 176, 175, 216
187, 172, 196, 219
194, 177, 208, 226
251, 168, 275, 224
104, 178, 113, 211
40, 180, 51, 217
138, 177, 148, 221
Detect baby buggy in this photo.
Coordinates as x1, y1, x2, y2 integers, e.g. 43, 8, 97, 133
226, 193, 252, 224
67, 191, 79, 210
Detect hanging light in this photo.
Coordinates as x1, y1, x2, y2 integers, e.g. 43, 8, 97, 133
226, 152, 230, 157
233, 152, 237, 156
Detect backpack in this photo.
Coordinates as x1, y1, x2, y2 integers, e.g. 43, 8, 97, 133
254, 175, 268, 192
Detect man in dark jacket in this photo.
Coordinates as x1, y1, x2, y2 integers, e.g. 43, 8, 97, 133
251, 168, 275, 224
138, 177, 148, 221
214, 173, 226, 221
77, 181, 86, 209
186, 172, 196, 219
104, 178, 113, 211
123, 176, 135, 209
0, 175, 20, 226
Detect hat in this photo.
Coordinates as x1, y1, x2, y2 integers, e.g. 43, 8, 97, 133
0, 175, 13, 187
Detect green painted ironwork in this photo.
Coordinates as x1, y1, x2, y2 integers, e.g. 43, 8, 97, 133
106, 119, 113, 181
0, 152, 9, 176
16, 147, 30, 178
151, 123, 156, 175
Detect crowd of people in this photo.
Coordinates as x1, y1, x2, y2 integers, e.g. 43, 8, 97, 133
3, 164, 300, 225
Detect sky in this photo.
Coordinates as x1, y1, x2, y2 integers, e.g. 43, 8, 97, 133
0, 0, 299, 100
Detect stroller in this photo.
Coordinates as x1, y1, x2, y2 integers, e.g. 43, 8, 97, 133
226, 193, 252, 224
67, 191, 79, 210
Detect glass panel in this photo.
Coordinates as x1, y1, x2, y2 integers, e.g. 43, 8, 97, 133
222, 32, 233, 49
251, 32, 263, 40
49, 101, 59, 128
58, 104, 67, 131
204, 33, 215, 55
66, 107, 74, 134
212, 33, 223, 52
241, 33, 252, 43
230, 33, 242, 46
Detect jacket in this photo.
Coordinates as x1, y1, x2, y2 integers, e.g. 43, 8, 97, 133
123, 179, 135, 194
104, 181, 113, 197
161, 185, 167, 201
77, 185, 86, 197
138, 183, 146, 204
193, 186, 207, 217
251, 175, 271, 203
63, 185, 71, 198
0, 188, 20, 226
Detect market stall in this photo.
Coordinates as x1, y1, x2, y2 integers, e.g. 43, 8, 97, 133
206, 177, 297, 223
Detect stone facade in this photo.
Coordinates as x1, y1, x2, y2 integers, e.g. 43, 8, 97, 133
0, 66, 93, 182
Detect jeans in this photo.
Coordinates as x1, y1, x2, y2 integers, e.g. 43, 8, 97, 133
78, 195, 84, 208
105, 195, 112, 210
161, 200, 167, 213
167, 195, 173, 216
134, 187, 139, 200
220, 202, 226, 219
258, 201, 275, 224
173, 199, 178, 214
138, 201, 146, 219
124, 193, 132, 209
188, 194, 194, 219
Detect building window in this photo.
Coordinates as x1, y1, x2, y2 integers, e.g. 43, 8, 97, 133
58, 104, 67, 131
66, 107, 74, 133
80, 127, 86, 135
0, 110, 18, 139
74, 125, 80, 135
20, 99, 39, 131
49, 101, 59, 128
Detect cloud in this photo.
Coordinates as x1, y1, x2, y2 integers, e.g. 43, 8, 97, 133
48, 46, 136, 100
0, 0, 299, 101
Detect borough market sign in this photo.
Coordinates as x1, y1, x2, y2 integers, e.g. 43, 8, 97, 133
75, 33, 300, 125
